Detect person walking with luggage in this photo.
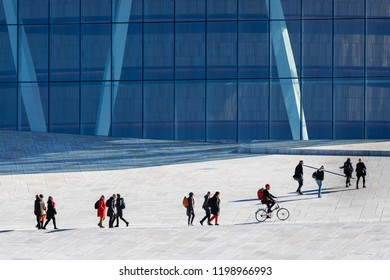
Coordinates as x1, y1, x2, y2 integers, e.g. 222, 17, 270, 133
43, 196, 58, 229
187, 192, 195, 226
340, 158, 353, 187
106, 194, 117, 228
314, 166, 325, 198
209, 191, 221, 225
356, 158, 367, 189
199, 191, 212, 226
294, 160, 304, 195
96, 195, 106, 228
115, 194, 129, 227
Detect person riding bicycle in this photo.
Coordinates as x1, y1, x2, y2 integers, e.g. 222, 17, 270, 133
262, 184, 277, 215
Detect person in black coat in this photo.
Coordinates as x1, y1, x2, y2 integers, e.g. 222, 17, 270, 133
199, 191, 212, 226
356, 158, 367, 189
208, 191, 220, 225
340, 158, 353, 187
186, 192, 195, 226
262, 184, 277, 214
43, 196, 58, 229
294, 160, 304, 195
106, 194, 117, 228
314, 166, 325, 198
115, 194, 129, 227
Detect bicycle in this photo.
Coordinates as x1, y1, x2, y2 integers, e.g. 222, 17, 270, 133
255, 202, 290, 222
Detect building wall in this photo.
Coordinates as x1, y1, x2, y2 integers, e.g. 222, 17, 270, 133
1, 0, 390, 141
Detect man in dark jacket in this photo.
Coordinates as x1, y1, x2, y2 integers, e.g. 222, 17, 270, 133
262, 184, 277, 214
356, 158, 367, 189
294, 160, 304, 195
186, 192, 195, 226
315, 166, 325, 198
199, 191, 212, 226
340, 158, 353, 188
106, 194, 117, 228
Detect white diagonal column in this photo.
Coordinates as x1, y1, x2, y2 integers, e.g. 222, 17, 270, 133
266, 0, 308, 140
95, 0, 133, 136
3, 0, 47, 132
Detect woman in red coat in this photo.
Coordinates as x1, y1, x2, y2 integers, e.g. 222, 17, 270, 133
97, 195, 106, 228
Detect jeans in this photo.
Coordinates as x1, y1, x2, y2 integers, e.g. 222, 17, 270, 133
316, 179, 323, 196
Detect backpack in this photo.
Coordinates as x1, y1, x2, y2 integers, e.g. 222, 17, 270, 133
257, 188, 265, 201
182, 196, 189, 208
121, 199, 126, 209
312, 171, 317, 179
94, 200, 99, 209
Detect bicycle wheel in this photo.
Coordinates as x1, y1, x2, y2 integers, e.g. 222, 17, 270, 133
255, 209, 268, 222
276, 208, 289, 221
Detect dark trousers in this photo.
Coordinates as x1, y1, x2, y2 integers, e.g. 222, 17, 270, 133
356, 175, 365, 187
43, 216, 57, 229
265, 200, 275, 213
187, 212, 195, 225
296, 179, 303, 193
36, 215, 42, 229
109, 215, 117, 228
345, 171, 352, 186
200, 208, 211, 224
116, 214, 128, 226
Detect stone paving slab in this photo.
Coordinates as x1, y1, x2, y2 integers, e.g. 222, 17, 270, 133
1, 131, 390, 259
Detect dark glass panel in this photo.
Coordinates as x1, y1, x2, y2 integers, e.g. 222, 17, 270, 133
175, 0, 205, 21
50, 0, 80, 24
81, 0, 111, 23
144, 0, 174, 22
302, 0, 333, 19
0, 83, 17, 130
238, 0, 268, 20
113, 0, 143, 22
0, 25, 17, 82
0, 0, 17, 25
366, 19, 390, 77
270, 0, 301, 20
367, 0, 390, 18
207, 0, 237, 21
334, 0, 364, 18
19, 0, 48, 24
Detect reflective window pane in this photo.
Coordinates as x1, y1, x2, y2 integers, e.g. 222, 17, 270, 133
0, 83, 17, 130
206, 80, 237, 142
302, 0, 333, 19
144, 23, 174, 80
176, 0, 205, 21
113, 0, 142, 22
238, 80, 269, 141
270, 0, 301, 20
175, 81, 205, 141
239, 0, 268, 20
302, 79, 332, 139
144, 0, 174, 22
334, 79, 364, 139
49, 82, 80, 134
335, 0, 364, 18
19, 0, 48, 24
112, 81, 142, 138
238, 21, 269, 79
81, 0, 111, 23
50, 0, 80, 24
144, 81, 174, 140
366, 79, 390, 139
0, 0, 17, 25
81, 24, 111, 81
302, 20, 332, 78
50, 25, 80, 81
367, 0, 390, 18
0, 25, 17, 82
367, 19, 390, 77
175, 22, 205, 80
207, 0, 237, 21
207, 22, 237, 79
113, 23, 142, 81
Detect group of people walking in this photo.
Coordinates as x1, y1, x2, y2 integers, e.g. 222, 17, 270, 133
185, 191, 221, 226
293, 158, 367, 198
95, 194, 129, 228
34, 194, 58, 230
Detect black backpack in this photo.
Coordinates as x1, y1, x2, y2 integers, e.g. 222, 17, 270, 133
94, 200, 99, 209
121, 199, 126, 209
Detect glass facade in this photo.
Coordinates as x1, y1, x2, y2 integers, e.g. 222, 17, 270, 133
1, 0, 390, 141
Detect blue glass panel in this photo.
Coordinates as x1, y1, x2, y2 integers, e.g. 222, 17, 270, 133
0, 25, 17, 82
175, 80, 205, 141
0, 83, 17, 130
207, 22, 237, 79
302, 20, 332, 78
50, 25, 80, 81
81, 24, 111, 81
270, 79, 294, 140
270, 0, 301, 20
19, 0, 48, 24
302, 0, 332, 19
270, 20, 300, 78
49, 82, 80, 134
113, 23, 142, 81
206, 80, 237, 142
334, 20, 364, 77
144, 23, 174, 80
366, 79, 390, 139
19, 25, 49, 82
238, 80, 269, 141
18, 82, 48, 131
81, 0, 111, 23
50, 0, 80, 23
239, 0, 268, 20
144, 81, 174, 140
333, 79, 364, 139
302, 79, 332, 139
367, 0, 390, 18
80, 82, 111, 135
238, 21, 269, 79
175, 0, 205, 21
207, 0, 237, 21
0, 0, 17, 25
144, 0, 174, 22
334, 0, 364, 18
175, 22, 205, 80
112, 81, 142, 138
113, 0, 143, 22
367, 19, 390, 77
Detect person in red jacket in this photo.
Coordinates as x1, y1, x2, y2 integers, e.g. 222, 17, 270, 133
97, 195, 106, 228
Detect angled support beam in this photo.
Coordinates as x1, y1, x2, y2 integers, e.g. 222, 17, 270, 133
266, 0, 308, 140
